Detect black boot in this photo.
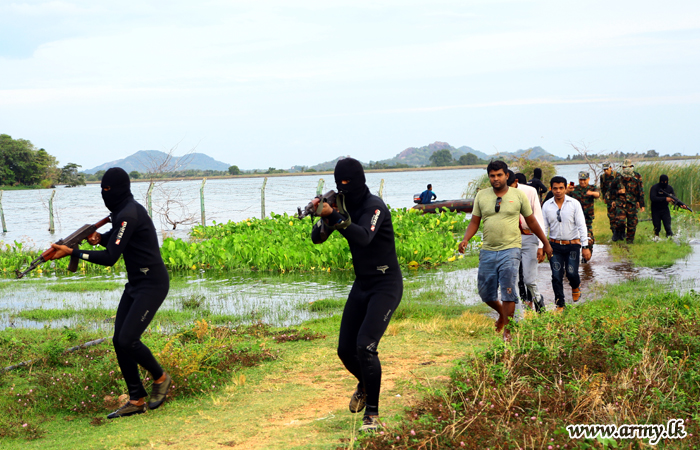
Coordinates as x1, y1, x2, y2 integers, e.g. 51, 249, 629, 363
611, 229, 620, 242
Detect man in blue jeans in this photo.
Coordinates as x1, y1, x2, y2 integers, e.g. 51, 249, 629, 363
458, 161, 552, 340
542, 176, 591, 311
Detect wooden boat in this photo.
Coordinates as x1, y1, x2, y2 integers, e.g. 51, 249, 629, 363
412, 198, 474, 214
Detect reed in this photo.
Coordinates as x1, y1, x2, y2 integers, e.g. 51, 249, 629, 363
636, 161, 700, 206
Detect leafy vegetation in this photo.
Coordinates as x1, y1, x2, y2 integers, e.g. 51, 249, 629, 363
635, 161, 700, 207
0, 320, 329, 440
161, 208, 475, 272
0, 134, 82, 188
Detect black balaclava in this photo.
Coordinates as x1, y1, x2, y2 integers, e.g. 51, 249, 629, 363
334, 158, 369, 207
101, 167, 133, 212
660, 174, 669, 188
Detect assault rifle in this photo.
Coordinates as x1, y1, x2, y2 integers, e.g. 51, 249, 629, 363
15, 216, 111, 279
297, 190, 338, 219
661, 190, 693, 213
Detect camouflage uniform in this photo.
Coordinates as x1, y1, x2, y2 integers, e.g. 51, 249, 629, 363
569, 183, 599, 252
634, 171, 645, 209
600, 170, 619, 231
609, 170, 644, 243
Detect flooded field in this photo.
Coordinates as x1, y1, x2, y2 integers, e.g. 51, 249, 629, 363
1, 236, 698, 331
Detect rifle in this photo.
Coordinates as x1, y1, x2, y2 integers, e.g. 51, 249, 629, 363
297, 190, 338, 219
15, 216, 111, 279
660, 190, 693, 213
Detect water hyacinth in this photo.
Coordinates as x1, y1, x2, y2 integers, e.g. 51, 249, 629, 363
164, 208, 476, 272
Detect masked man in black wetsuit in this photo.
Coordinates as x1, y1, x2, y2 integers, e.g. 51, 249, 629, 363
49, 167, 172, 419
311, 158, 402, 433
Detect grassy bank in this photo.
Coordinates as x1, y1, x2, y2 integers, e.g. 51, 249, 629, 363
0, 281, 492, 449
3, 278, 698, 449
361, 279, 700, 449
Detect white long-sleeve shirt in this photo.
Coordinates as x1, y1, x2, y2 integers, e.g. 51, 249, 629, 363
542, 195, 589, 246
517, 183, 545, 249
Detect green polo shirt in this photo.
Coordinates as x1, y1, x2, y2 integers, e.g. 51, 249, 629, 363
473, 186, 533, 251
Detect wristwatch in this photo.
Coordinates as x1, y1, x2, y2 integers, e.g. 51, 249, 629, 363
582, 245, 590, 249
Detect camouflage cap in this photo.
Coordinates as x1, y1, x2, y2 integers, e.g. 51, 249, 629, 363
602, 161, 611, 169
578, 171, 590, 180
623, 158, 634, 167
622, 166, 634, 177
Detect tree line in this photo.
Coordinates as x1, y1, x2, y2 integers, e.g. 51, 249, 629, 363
428, 149, 488, 167
0, 134, 85, 188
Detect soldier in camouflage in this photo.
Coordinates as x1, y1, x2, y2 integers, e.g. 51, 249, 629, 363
568, 171, 600, 257
609, 164, 644, 244
599, 161, 619, 238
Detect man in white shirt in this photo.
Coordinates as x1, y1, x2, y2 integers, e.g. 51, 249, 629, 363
542, 176, 591, 311
512, 172, 545, 311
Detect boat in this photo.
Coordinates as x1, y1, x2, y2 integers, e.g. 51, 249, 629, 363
412, 198, 474, 214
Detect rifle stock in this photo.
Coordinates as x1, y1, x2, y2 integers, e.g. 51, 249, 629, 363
16, 216, 111, 279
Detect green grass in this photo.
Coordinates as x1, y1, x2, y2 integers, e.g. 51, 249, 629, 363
592, 200, 698, 267
361, 279, 700, 449
297, 297, 346, 313
45, 281, 123, 292
13, 308, 113, 322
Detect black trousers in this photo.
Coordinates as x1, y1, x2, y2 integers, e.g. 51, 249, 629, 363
113, 267, 169, 400
337, 276, 402, 416
652, 209, 673, 237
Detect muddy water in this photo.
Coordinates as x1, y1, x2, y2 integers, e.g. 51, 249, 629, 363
407, 239, 700, 308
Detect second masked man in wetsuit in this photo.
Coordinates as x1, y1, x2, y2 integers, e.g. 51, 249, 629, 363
311, 158, 402, 433
49, 167, 172, 419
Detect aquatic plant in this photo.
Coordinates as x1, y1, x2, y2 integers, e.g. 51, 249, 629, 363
162, 208, 475, 272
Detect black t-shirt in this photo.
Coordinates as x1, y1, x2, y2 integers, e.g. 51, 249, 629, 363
650, 183, 675, 212
528, 178, 548, 199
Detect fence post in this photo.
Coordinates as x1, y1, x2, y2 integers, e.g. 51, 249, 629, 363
0, 191, 6, 232
200, 178, 207, 226
48, 190, 56, 232
378, 178, 385, 199
261, 177, 268, 219
317, 178, 325, 196
146, 181, 154, 218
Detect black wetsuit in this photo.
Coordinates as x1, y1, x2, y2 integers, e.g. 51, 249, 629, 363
71, 191, 169, 401
311, 190, 403, 417
650, 182, 675, 237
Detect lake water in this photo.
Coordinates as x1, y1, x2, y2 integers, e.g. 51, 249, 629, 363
0, 164, 597, 249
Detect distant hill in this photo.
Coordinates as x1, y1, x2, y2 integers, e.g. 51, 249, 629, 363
85, 150, 231, 174
303, 142, 562, 172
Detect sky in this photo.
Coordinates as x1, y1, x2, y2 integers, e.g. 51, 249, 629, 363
1, 0, 699, 171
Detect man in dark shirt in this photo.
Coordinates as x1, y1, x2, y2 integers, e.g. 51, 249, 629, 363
650, 174, 675, 237
311, 158, 402, 433
528, 168, 548, 203
419, 184, 437, 204
49, 168, 172, 419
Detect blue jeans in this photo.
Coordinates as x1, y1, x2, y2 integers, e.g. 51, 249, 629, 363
478, 248, 520, 303
549, 242, 581, 307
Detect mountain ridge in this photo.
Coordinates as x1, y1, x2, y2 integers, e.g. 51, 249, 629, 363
85, 150, 230, 174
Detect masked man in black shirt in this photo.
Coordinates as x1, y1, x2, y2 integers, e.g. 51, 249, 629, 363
311, 158, 402, 433
49, 168, 172, 419
650, 174, 675, 238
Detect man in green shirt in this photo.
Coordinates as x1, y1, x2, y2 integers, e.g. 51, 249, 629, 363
459, 161, 553, 340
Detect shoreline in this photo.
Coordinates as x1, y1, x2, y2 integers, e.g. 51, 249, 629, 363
2, 156, 698, 188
